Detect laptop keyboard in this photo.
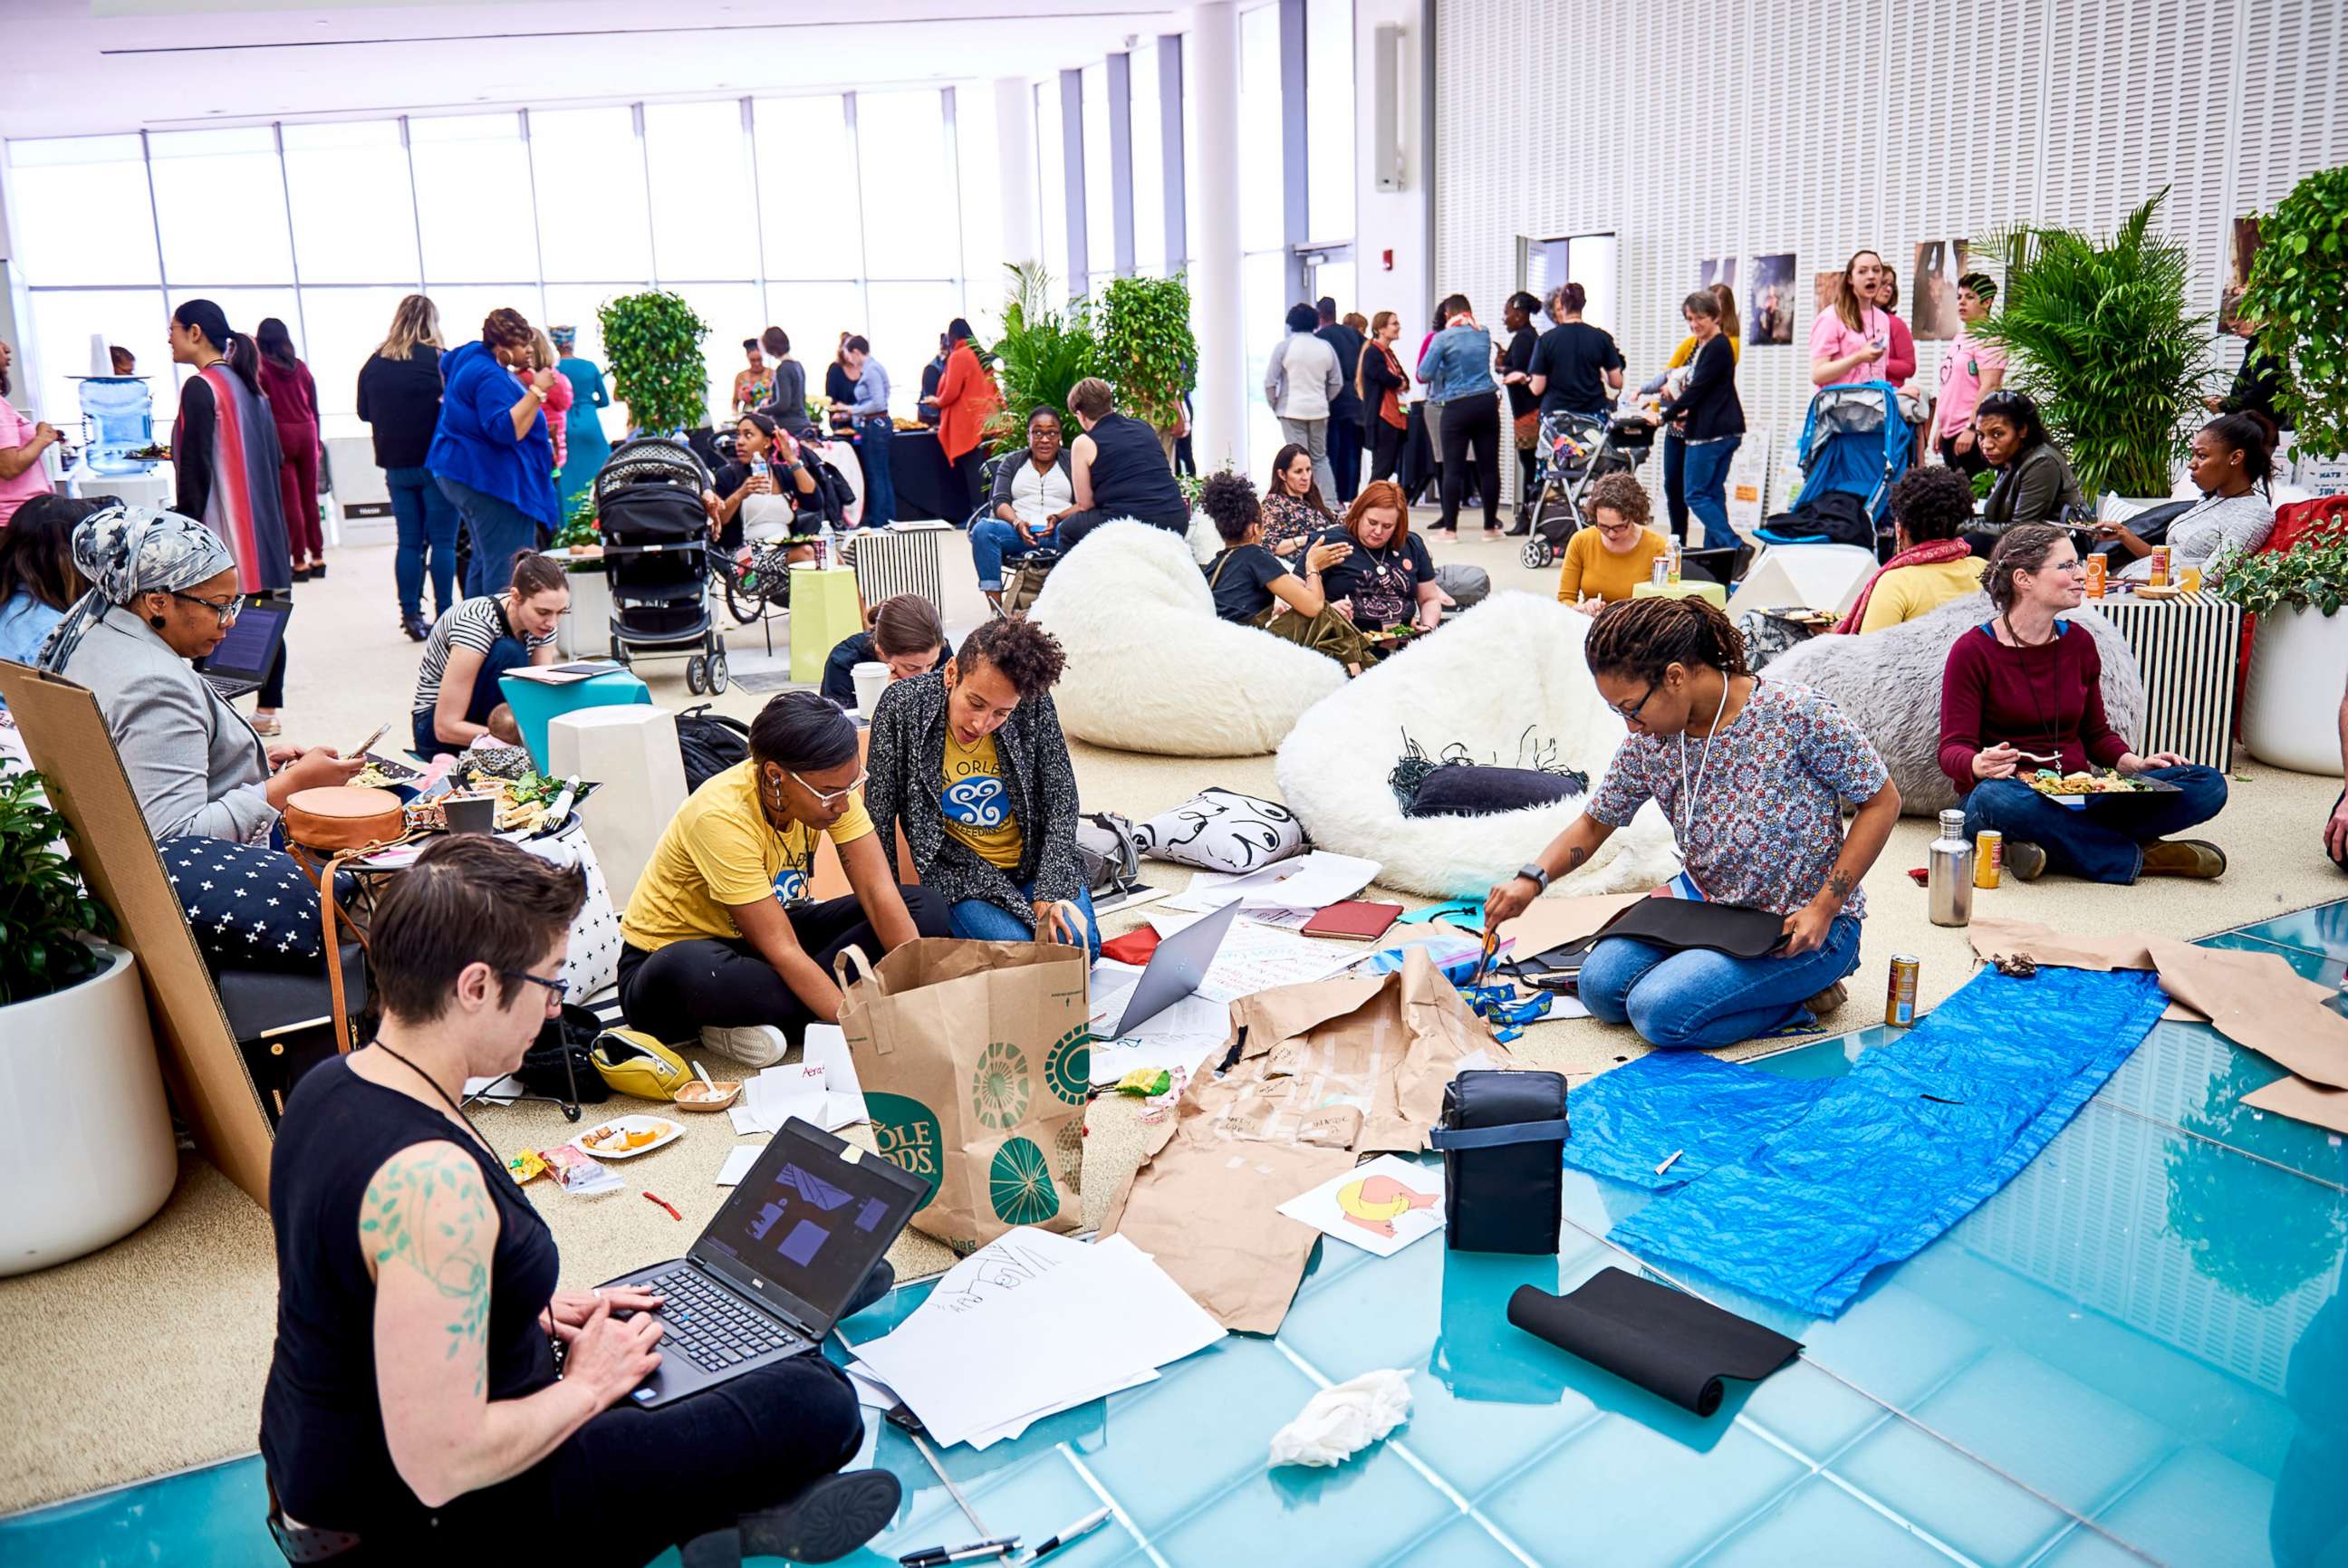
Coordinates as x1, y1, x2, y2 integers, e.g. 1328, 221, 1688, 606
638, 1265, 803, 1374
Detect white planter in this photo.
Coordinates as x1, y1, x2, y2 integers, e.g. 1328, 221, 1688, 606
0, 945, 178, 1276
2244, 603, 2348, 774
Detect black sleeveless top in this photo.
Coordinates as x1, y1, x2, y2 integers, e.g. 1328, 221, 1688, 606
261, 1058, 562, 1534
1084, 411, 1188, 527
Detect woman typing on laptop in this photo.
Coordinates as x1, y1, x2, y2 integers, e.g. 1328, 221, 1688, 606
261, 834, 900, 1563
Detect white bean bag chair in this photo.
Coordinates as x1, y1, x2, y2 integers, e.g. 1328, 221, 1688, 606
1275, 591, 1682, 899
1029, 520, 1348, 756
1765, 591, 2147, 817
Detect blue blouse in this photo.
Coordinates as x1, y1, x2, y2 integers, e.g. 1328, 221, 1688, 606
425, 341, 560, 529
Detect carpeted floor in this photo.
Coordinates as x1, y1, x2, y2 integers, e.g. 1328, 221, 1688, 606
2, 515, 2336, 1517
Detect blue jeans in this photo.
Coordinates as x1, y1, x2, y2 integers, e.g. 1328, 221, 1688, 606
856, 418, 896, 528
411, 635, 532, 757
1962, 765, 2228, 884
388, 465, 460, 622
437, 474, 545, 598
1661, 429, 1689, 536
1580, 912, 1862, 1049
1681, 436, 1741, 551
948, 880, 1102, 961
970, 518, 1056, 593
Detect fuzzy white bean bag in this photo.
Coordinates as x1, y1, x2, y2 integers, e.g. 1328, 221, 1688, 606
1765, 591, 2147, 817
1029, 520, 1348, 756
1275, 591, 1682, 899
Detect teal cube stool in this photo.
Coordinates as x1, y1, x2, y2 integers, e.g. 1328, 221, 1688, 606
498, 668, 653, 771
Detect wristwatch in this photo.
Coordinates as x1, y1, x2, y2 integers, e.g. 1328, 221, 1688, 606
1514, 863, 1550, 892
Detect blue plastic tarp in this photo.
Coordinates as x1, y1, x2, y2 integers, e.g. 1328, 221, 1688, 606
1590, 967, 2170, 1317
1564, 1053, 1827, 1191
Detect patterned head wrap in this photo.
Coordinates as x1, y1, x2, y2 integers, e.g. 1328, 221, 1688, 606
39, 505, 235, 670
548, 324, 577, 352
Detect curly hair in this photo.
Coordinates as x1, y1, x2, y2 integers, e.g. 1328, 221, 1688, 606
958, 615, 1066, 697
1199, 471, 1261, 544
481, 307, 534, 350
1582, 472, 1652, 529
1982, 524, 2071, 611
1583, 594, 1750, 685
1888, 465, 1976, 543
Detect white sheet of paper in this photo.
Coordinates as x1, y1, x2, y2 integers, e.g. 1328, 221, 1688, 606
1165, 851, 1381, 915
1277, 1154, 1448, 1258
714, 1143, 765, 1187
1089, 1034, 1227, 1085
965, 1369, 1160, 1449
1193, 923, 1360, 1004
462, 1073, 524, 1103
801, 1024, 867, 1122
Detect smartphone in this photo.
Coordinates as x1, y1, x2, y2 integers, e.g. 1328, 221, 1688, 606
349, 720, 391, 760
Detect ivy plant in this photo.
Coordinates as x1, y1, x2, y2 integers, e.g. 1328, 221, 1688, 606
2237, 163, 2348, 459
1098, 274, 1198, 434
597, 290, 712, 437
2208, 519, 2348, 618
0, 770, 114, 1006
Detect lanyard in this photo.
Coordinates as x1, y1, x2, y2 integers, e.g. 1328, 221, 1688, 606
1674, 678, 1733, 897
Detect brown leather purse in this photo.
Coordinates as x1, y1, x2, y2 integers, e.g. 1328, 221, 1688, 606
283, 786, 409, 1050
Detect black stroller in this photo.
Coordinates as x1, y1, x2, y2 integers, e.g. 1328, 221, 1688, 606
595, 438, 731, 696
1520, 409, 1657, 569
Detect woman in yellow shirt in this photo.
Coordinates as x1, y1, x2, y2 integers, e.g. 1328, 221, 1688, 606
616, 691, 946, 1064
1834, 466, 1987, 634
1558, 474, 1670, 613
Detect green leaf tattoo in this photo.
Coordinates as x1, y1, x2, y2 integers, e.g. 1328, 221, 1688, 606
364, 1150, 494, 1396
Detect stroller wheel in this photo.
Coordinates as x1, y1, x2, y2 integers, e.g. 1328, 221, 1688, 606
723, 569, 766, 625
1521, 539, 1554, 570
685, 656, 707, 696
705, 650, 730, 695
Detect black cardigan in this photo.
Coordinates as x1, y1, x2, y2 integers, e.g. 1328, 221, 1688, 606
1657, 333, 1746, 443
355, 347, 445, 470
862, 669, 1085, 924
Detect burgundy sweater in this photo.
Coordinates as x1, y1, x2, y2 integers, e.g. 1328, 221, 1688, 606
1938, 621, 2129, 796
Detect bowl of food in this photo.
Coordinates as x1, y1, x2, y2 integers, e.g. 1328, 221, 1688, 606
2023, 768, 2180, 809
671, 1078, 742, 1112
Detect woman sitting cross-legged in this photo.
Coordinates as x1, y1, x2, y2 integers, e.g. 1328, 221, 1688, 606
821, 593, 948, 711
1317, 479, 1452, 633
1198, 470, 1374, 675
971, 407, 1074, 611
863, 617, 1101, 959
617, 691, 949, 1066
1485, 596, 1901, 1049
1555, 473, 1669, 613
1835, 464, 1985, 633
1939, 524, 2228, 883
409, 550, 568, 757
259, 834, 899, 1563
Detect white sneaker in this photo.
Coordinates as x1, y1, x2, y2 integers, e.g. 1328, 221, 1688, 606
699, 1024, 787, 1068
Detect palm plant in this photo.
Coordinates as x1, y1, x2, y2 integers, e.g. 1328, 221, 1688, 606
1974, 190, 2217, 498
983, 263, 1101, 453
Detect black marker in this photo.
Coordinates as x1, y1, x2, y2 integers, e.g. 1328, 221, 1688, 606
899, 1535, 1018, 1568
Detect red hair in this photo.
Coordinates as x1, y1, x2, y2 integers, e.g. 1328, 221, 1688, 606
1342, 480, 1411, 544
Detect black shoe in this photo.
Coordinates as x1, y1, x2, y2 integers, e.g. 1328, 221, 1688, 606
683, 1469, 903, 1567
1505, 518, 1533, 536
401, 614, 429, 642
841, 1257, 894, 1321
290, 564, 311, 582
310, 560, 326, 579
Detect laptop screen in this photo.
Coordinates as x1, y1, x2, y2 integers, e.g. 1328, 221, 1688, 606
694, 1119, 924, 1333
197, 600, 289, 680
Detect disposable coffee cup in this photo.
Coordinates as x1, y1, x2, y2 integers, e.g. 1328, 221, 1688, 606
852, 660, 890, 719
444, 794, 498, 835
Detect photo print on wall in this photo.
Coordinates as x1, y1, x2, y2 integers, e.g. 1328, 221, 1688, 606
1749, 253, 1797, 344
1698, 256, 1738, 296
1911, 239, 1968, 341
2222, 216, 2261, 329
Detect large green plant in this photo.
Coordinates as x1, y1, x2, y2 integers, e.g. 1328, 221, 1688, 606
1097, 274, 1198, 432
2209, 520, 2348, 617
598, 290, 711, 436
0, 771, 114, 1006
2238, 164, 2348, 458
1976, 190, 2216, 497
984, 263, 1101, 453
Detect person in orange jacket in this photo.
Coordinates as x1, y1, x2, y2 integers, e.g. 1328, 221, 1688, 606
921, 317, 1000, 520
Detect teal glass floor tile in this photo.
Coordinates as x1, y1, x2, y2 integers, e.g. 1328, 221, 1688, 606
1141, 1437, 1460, 1568
2084, 1443, 2285, 1568
0, 1458, 270, 1567
1690, 1473, 1964, 1567
2217, 897, 2348, 963
2093, 1018, 2348, 1186
1375, 1512, 1540, 1568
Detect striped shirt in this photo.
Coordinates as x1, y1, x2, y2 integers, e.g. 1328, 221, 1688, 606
411, 596, 555, 714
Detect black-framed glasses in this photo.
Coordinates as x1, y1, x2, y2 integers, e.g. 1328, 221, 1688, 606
502, 968, 570, 1004
1613, 683, 1660, 724
170, 590, 242, 626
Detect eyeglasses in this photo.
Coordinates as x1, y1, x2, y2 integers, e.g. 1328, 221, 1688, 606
784, 767, 868, 809
170, 591, 242, 626
501, 968, 570, 1004
1612, 683, 1660, 724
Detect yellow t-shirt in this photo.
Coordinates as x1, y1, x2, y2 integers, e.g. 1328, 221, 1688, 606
940, 730, 1025, 870
620, 760, 875, 950
1558, 525, 1670, 604
1668, 333, 1744, 369
1857, 557, 1987, 634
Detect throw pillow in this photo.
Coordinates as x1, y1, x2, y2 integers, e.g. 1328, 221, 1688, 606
1406, 763, 1585, 819
161, 836, 330, 971
1132, 787, 1305, 872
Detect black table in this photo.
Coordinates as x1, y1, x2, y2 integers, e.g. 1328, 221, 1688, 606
889, 428, 965, 524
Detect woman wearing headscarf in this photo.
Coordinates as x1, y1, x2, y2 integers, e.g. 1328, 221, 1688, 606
550, 325, 613, 525
169, 298, 295, 735
42, 505, 360, 843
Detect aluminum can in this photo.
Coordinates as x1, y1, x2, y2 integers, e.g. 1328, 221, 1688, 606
1974, 830, 2003, 889
1886, 955, 1920, 1026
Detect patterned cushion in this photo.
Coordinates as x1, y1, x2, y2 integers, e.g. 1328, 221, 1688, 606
160, 836, 329, 971
1131, 788, 1306, 873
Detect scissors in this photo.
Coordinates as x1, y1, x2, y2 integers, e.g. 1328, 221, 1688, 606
1468, 926, 1500, 989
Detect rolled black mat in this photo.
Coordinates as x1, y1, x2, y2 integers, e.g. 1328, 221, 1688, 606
1506, 1267, 1802, 1416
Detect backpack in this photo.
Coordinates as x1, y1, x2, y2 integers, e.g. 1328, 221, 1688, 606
675, 704, 751, 792
1074, 811, 1144, 899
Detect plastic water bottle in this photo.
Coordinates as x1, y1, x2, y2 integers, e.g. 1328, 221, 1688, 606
78, 376, 154, 476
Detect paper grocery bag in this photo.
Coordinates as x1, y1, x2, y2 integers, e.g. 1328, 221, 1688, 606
835, 938, 1091, 1255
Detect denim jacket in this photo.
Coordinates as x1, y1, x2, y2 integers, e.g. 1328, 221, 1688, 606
1415, 324, 1498, 404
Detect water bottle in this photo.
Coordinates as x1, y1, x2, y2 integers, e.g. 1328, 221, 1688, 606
1927, 809, 1976, 928
78, 376, 155, 476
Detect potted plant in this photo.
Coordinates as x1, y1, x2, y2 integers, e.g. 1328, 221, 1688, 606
2237, 164, 2348, 463
1098, 274, 1198, 457
2211, 520, 2348, 774
597, 290, 713, 438
1977, 190, 2217, 501
984, 263, 1102, 453
0, 770, 177, 1275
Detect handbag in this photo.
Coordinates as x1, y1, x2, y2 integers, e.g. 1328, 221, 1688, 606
1428, 1069, 1568, 1254
282, 786, 409, 1054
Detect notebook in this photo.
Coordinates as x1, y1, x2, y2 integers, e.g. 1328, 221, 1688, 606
1301, 900, 1405, 942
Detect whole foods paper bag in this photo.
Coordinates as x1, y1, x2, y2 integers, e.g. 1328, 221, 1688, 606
836, 938, 1091, 1255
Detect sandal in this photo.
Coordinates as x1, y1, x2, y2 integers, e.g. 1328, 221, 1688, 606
250, 713, 284, 737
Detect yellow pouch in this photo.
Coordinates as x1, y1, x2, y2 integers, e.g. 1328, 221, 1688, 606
591, 1029, 693, 1101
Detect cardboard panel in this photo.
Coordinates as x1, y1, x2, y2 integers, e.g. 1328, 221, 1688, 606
0, 660, 274, 1207
809, 729, 920, 903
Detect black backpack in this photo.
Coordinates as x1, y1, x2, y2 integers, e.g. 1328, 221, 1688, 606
676, 704, 751, 792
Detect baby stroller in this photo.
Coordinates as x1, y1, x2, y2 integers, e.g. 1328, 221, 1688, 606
595, 437, 731, 696
1756, 381, 1912, 553
1520, 409, 1656, 569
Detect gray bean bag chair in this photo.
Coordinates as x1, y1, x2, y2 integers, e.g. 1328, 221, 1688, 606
1765, 592, 2147, 817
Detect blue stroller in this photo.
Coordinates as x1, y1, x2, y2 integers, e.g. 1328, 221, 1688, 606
1756, 381, 1912, 552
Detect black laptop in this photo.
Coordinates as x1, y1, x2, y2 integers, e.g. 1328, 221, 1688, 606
194, 595, 291, 701
598, 1116, 924, 1409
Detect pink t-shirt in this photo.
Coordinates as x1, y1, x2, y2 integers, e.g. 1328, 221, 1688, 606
1937, 327, 2007, 437
1808, 303, 1890, 386
0, 395, 53, 528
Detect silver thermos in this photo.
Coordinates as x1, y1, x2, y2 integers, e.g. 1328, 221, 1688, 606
1928, 808, 1976, 928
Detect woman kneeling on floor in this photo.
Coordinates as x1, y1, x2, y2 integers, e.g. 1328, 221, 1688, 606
262, 834, 896, 1563
1485, 596, 1901, 1048
1198, 470, 1374, 675
617, 691, 948, 1066
1939, 524, 2228, 883
409, 550, 568, 756
863, 616, 1101, 958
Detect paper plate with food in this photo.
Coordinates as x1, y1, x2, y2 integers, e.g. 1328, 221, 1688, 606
573, 1114, 682, 1159
2024, 768, 2184, 808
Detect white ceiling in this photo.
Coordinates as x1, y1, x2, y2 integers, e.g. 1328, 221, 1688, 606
5, 0, 1190, 139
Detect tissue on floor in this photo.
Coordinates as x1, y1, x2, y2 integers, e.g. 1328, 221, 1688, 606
1267, 1368, 1413, 1468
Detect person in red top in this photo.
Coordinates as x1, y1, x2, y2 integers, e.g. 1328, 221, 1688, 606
921, 317, 1000, 519
255, 318, 325, 581
1938, 524, 2228, 883
1872, 264, 1917, 390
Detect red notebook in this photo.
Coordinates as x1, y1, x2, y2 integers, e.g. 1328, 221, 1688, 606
1302, 900, 1404, 941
